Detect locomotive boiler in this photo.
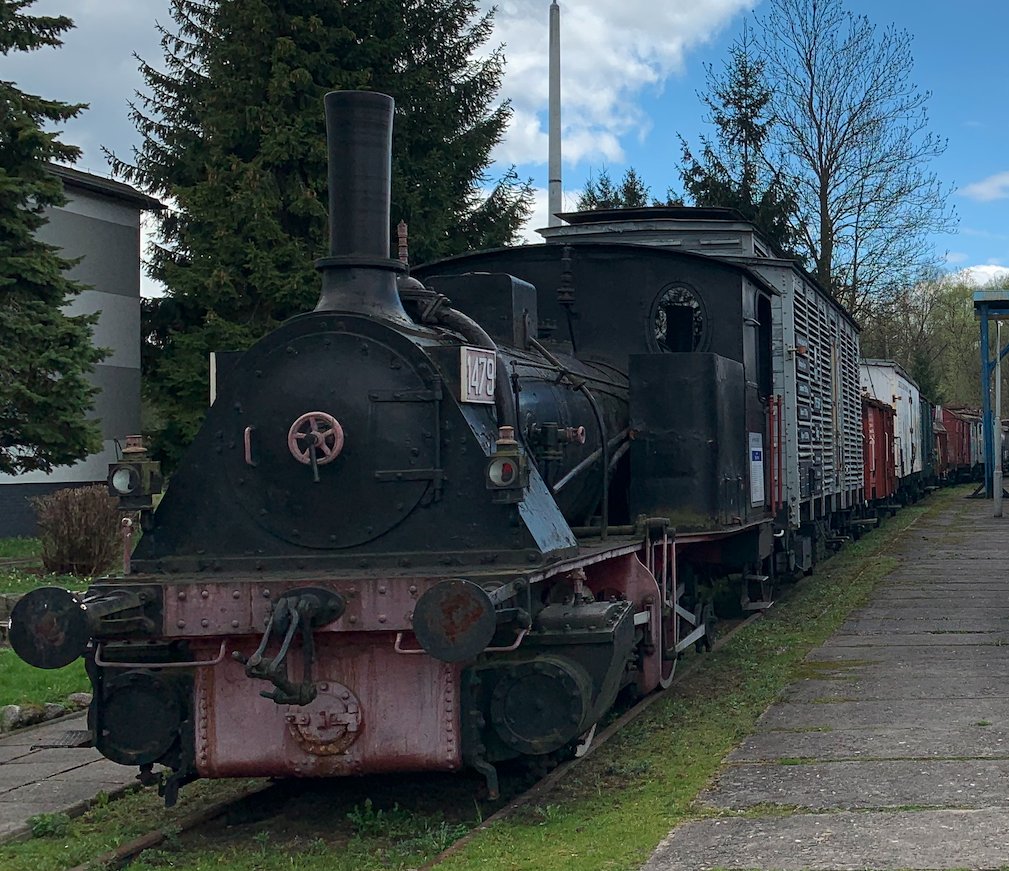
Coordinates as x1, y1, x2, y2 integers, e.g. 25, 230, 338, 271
10, 90, 777, 804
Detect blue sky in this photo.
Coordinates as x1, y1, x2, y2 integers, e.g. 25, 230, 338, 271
6, 0, 1009, 291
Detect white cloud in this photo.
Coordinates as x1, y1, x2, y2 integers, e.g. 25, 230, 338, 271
10, 0, 753, 179
961, 171, 1009, 202
517, 186, 586, 244
482, 0, 754, 167
952, 265, 1009, 285
944, 251, 968, 264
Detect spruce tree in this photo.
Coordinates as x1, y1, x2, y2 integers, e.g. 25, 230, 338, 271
0, 0, 104, 475
679, 21, 799, 256
577, 167, 652, 210
111, 0, 533, 468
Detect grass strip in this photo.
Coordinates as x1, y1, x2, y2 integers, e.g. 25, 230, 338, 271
0, 568, 79, 597
0, 649, 89, 708
0, 538, 41, 560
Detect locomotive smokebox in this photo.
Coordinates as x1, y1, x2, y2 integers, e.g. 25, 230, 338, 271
315, 90, 410, 323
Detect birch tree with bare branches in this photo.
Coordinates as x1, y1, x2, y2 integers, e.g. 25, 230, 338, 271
758, 0, 955, 317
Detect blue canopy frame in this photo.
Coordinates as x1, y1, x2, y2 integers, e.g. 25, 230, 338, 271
973, 290, 1009, 497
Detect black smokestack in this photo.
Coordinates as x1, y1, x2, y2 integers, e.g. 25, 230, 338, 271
315, 90, 409, 322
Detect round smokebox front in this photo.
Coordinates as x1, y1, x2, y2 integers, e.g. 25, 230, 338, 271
226, 317, 439, 549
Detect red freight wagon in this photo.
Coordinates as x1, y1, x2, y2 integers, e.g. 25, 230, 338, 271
863, 396, 897, 502
941, 407, 972, 479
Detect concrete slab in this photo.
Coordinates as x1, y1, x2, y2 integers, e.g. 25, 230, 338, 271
0, 758, 96, 793
840, 607, 1009, 620
699, 759, 1009, 811
0, 711, 88, 746
49, 758, 135, 782
783, 674, 1009, 701
754, 698, 1009, 732
0, 801, 70, 840
643, 809, 1009, 871
0, 709, 137, 843
821, 632, 1005, 646
836, 620, 1005, 633
0, 778, 127, 807
727, 728, 1009, 763
644, 496, 1009, 870
808, 645, 1009, 664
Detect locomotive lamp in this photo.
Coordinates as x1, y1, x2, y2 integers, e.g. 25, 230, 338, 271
108, 435, 163, 511
486, 426, 528, 503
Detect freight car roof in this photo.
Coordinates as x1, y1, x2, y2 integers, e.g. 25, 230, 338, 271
861, 394, 897, 413
538, 207, 860, 332
417, 240, 781, 302
862, 358, 920, 391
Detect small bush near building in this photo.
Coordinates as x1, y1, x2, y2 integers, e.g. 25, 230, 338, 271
30, 486, 121, 576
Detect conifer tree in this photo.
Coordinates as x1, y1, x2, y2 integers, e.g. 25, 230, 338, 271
112, 0, 533, 467
679, 21, 799, 256
577, 167, 653, 210
0, 0, 104, 475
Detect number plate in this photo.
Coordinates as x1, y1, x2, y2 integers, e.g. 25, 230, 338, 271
460, 347, 496, 404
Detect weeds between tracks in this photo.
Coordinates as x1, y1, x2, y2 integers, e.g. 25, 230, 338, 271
0, 486, 967, 871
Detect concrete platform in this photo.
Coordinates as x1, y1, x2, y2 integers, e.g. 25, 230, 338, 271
644, 497, 1009, 870
0, 711, 137, 841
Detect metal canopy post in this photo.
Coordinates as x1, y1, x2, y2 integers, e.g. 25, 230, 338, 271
980, 304, 993, 498
997, 321, 1004, 516
973, 291, 1009, 504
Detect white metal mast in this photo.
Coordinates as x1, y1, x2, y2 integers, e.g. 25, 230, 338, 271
548, 0, 562, 226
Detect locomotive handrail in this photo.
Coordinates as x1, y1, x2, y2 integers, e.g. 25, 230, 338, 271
394, 628, 529, 657
93, 639, 228, 669
552, 428, 630, 495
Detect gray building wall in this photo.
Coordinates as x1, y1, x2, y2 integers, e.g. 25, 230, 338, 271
0, 170, 159, 537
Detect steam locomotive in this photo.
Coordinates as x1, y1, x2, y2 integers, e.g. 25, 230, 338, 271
10, 91, 865, 804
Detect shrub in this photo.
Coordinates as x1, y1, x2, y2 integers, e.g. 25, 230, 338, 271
30, 485, 122, 576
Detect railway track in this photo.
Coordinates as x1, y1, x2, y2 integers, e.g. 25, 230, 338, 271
59, 610, 763, 871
